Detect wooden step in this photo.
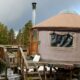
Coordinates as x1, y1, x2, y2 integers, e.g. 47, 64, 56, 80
0, 77, 5, 80
28, 77, 41, 80
28, 71, 39, 74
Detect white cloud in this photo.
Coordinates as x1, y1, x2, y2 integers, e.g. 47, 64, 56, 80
0, 0, 31, 22
0, 0, 80, 31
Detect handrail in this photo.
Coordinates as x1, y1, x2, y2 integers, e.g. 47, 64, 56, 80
19, 47, 28, 68
0, 46, 8, 64
0, 46, 8, 80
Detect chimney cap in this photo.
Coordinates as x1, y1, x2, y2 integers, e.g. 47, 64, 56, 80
32, 2, 37, 9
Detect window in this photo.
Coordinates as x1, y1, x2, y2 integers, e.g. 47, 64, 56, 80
10, 58, 13, 63
32, 29, 38, 41
50, 32, 73, 47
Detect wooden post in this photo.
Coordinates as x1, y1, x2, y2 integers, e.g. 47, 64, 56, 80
70, 69, 72, 80
44, 64, 47, 80
26, 68, 28, 80
5, 66, 7, 80
50, 65, 53, 79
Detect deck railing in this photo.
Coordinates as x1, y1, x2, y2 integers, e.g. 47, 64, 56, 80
0, 46, 8, 80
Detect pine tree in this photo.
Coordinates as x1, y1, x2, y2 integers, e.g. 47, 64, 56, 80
22, 20, 32, 46
8, 28, 15, 44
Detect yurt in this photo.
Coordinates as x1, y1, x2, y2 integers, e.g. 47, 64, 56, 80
30, 11, 80, 64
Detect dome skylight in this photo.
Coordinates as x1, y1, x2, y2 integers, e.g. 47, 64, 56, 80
60, 10, 79, 15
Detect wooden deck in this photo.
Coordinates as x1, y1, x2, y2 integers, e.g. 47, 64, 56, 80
0, 45, 79, 80
16, 47, 80, 80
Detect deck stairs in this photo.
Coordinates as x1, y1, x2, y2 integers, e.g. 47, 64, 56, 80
19, 47, 42, 80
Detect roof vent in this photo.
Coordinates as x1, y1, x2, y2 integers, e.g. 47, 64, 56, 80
32, 2, 37, 26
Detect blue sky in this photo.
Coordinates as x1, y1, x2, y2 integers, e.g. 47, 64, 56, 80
0, 0, 80, 32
